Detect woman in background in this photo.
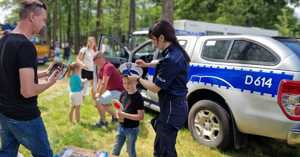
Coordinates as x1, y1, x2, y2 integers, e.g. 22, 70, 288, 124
76, 36, 97, 100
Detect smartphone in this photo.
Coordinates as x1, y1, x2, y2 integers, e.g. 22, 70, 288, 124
59, 64, 68, 79
48, 62, 68, 79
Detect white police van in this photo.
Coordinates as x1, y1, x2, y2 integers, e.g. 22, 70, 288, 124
127, 35, 300, 149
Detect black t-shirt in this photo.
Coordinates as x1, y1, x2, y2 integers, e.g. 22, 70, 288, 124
119, 91, 144, 128
0, 34, 40, 121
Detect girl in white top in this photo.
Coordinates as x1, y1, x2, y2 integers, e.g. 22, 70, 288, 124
76, 36, 97, 98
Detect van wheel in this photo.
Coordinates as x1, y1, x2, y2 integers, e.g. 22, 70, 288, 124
188, 100, 232, 149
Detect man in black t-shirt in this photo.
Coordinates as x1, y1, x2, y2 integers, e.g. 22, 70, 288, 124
111, 76, 144, 157
0, 1, 61, 157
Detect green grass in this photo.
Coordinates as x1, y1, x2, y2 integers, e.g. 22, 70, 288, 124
19, 80, 300, 157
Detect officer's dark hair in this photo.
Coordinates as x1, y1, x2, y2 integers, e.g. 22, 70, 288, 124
148, 20, 191, 62
19, 0, 47, 20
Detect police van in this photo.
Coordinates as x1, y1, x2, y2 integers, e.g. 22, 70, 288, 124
126, 35, 300, 149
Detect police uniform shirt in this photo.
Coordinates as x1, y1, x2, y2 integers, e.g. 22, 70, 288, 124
153, 43, 189, 97
153, 43, 189, 129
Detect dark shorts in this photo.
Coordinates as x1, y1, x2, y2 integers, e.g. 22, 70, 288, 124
81, 69, 93, 80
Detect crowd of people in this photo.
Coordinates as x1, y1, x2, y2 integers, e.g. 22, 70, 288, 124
50, 41, 71, 63
0, 1, 190, 157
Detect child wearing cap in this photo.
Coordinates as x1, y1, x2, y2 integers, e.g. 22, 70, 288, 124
111, 63, 144, 157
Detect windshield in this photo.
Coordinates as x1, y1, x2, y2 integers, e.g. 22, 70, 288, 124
101, 35, 128, 59
129, 35, 148, 50
275, 38, 300, 56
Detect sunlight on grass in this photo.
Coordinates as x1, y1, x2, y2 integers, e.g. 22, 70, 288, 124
19, 80, 300, 157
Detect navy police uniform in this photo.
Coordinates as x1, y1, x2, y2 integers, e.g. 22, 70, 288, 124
152, 43, 189, 157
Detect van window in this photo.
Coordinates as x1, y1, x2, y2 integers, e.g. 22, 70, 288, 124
132, 42, 157, 63
206, 31, 224, 35
227, 33, 240, 35
102, 44, 127, 59
202, 40, 232, 60
228, 40, 278, 64
178, 40, 187, 49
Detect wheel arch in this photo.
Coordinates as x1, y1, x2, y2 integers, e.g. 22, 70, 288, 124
187, 89, 246, 149
187, 89, 232, 117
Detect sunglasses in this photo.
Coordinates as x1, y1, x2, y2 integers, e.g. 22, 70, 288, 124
24, 2, 47, 10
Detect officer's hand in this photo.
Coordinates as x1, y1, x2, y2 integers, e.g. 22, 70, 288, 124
135, 59, 147, 68
127, 74, 139, 82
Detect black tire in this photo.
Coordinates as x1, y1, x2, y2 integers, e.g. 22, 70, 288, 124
188, 100, 232, 149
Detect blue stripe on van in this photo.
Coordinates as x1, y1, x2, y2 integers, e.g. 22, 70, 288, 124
147, 65, 294, 97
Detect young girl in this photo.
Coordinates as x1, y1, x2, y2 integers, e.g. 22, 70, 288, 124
67, 63, 85, 123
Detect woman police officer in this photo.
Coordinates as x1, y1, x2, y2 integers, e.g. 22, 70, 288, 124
128, 20, 190, 157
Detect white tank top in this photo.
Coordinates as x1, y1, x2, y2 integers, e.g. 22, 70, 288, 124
79, 47, 95, 71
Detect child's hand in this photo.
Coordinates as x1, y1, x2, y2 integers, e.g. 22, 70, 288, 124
112, 99, 122, 110
117, 111, 125, 119
95, 92, 100, 98
112, 99, 120, 105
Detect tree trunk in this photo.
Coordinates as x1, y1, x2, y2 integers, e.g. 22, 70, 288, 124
113, 0, 122, 41
95, 0, 102, 38
87, 0, 91, 27
53, 0, 58, 43
58, 0, 62, 45
47, 10, 52, 46
161, 0, 174, 24
128, 0, 136, 39
67, 0, 72, 45
74, 0, 81, 54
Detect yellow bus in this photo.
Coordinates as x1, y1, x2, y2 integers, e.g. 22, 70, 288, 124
31, 36, 50, 64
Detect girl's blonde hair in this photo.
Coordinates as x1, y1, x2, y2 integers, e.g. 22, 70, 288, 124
87, 36, 97, 52
66, 62, 81, 77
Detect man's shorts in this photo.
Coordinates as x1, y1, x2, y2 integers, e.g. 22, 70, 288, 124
96, 90, 122, 105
